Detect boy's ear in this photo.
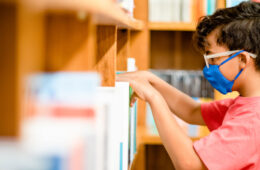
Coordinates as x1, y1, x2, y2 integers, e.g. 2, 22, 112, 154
239, 52, 251, 69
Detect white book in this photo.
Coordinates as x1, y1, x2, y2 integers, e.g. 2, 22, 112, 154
163, 0, 171, 22
154, 0, 161, 21
149, 0, 155, 21
126, 58, 137, 164
160, 0, 167, 22
115, 82, 130, 170
129, 102, 137, 164
181, 0, 191, 22
99, 82, 130, 170
172, 0, 181, 22
96, 87, 119, 170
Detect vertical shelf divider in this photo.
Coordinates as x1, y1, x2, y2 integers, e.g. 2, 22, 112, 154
117, 29, 130, 71
95, 25, 117, 87
0, 2, 18, 136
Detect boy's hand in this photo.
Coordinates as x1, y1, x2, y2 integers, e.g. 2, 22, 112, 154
117, 71, 154, 83
116, 72, 159, 105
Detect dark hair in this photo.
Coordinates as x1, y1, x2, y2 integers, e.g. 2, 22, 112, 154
193, 1, 260, 69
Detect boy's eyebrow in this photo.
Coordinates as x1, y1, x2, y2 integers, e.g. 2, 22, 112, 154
205, 50, 213, 55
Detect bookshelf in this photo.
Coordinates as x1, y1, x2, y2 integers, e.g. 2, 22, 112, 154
0, 0, 232, 169
0, 0, 149, 137
148, 22, 196, 31
1, 0, 150, 169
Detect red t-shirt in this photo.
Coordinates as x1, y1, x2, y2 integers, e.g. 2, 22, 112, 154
193, 96, 260, 170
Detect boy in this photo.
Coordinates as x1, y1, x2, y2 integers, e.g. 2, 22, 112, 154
117, 2, 260, 170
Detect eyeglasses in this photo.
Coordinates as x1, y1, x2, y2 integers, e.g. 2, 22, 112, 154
204, 50, 257, 68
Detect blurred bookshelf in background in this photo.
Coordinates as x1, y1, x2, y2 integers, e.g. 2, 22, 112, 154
146, 70, 213, 138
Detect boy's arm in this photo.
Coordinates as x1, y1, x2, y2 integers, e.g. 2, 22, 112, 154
147, 72, 206, 125
148, 91, 207, 170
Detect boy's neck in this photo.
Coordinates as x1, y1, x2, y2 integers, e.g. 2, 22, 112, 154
239, 71, 260, 97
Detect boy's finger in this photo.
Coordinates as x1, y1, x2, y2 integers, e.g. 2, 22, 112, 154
130, 97, 137, 107
116, 76, 130, 82
130, 93, 138, 107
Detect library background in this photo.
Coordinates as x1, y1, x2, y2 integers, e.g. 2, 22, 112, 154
0, 0, 258, 169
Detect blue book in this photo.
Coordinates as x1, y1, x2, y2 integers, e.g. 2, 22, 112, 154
207, 0, 216, 15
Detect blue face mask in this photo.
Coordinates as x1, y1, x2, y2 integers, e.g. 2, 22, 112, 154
203, 50, 244, 94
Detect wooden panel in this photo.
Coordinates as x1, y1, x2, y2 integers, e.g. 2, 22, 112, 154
0, 3, 17, 136
45, 13, 96, 71
146, 145, 175, 170
95, 25, 117, 86
117, 29, 129, 71
17, 3, 46, 133
150, 31, 175, 69
131, 0, 150, 127
149, 22, 196, 31
131, 144, 146, 170
217, 0, 226, 9
133, 0, 147, 21
180, 32, 204, 70
22, 0, 144, 30
1, 0, 16, 4
150, 31, 204, 70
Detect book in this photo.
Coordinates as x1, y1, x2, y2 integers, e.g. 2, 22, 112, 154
207, 0, 216, 15
129, 87, 137, 164
149, 0, 181, 22
115, 82, 130, 170
146, 97, 211, 138
226, 0, 248, 7
181, 0, 192, 22
22, 72, 104, 170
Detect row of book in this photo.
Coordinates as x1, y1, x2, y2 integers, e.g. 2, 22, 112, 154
150, 69, 214, 98
149, 0, 253, 23
146, 69, 214, 137
0, 72, 137, 170
149, 0, 216, 22
147, 97, 211, 137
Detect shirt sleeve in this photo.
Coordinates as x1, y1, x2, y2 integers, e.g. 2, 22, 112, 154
193, 114, 256, 170
201, 98, 234, 131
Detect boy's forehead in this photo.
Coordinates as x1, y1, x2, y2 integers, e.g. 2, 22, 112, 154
204, 28, 228, 54
206, 29, 219, 47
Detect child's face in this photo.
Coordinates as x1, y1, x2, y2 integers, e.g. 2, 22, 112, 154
205, 28, 242, 84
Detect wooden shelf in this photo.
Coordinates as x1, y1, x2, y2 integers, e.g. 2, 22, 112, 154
148, 22, 197, 31
22, 0, 144, 30
137, 126, 202, 145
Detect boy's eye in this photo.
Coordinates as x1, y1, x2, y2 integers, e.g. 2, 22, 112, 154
209, 58, 215, 64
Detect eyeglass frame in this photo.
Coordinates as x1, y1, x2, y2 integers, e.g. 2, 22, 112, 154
204, 50, 257, 68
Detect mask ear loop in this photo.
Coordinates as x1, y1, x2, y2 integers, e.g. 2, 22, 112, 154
218, 50, 245, 67
232, 68, 244, 82
218, 50, 245, 82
